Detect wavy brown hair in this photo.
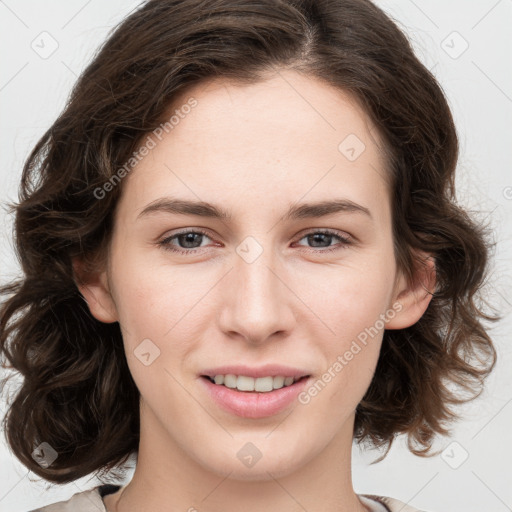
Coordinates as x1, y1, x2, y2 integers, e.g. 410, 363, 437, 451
0, 0, 498, 484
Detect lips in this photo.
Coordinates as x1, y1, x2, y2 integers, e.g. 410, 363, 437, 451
200, 364, 310, 380
202, 374, 308, 393
200, 373, 312, 418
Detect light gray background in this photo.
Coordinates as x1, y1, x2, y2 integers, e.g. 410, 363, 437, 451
1, 1, 511, 511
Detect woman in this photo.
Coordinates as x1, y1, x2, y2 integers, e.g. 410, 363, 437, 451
0, 1, 497, 511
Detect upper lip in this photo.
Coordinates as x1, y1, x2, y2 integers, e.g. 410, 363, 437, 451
200, 364, 311, 379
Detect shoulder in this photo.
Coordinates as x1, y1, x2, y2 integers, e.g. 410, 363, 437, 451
26, 489, 431, 512
360, 493, 433, 512
25, 484, 120, 512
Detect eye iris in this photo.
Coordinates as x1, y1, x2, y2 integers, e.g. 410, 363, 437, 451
308, 233, 333, 248
179, 232, 202, 248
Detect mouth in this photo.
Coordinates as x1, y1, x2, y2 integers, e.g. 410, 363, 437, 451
200, 374, 311, 393
199, 373, 312, 418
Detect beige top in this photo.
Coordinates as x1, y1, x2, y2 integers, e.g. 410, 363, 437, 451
27, 485, 429, 512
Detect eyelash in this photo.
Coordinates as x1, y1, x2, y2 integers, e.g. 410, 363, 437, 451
157, 228, 353, 255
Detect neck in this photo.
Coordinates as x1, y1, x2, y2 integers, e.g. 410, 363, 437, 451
109, 401, 369, 512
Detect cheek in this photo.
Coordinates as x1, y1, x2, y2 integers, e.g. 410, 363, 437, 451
296, 258, 395, 337
109, 254, 213, 392
294, 258, 393, 398
110, 252, 197, 337
111, 263, 199, 408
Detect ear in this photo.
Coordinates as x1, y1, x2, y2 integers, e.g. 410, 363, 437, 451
385, 250, 436, 330
72, 256, 119, 323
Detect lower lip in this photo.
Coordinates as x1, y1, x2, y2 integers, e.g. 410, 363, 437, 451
199, 376, 311, 419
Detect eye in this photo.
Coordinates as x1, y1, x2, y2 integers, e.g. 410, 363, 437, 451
293, 229, 353, 253
157, 228, 353, 256
158, 229, 214, 255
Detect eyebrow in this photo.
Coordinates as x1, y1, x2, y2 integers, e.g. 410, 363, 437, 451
137, 197, 372, 221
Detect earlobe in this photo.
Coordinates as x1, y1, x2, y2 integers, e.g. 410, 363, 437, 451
386, 252, 436, 330
72, 256, 119, 324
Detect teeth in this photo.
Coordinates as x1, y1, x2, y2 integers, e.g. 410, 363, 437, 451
210, 374, 303, 393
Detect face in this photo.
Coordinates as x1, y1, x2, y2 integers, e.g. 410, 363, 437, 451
79, 68, 432, 482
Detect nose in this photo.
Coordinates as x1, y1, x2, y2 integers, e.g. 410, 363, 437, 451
217, 243, 296, 345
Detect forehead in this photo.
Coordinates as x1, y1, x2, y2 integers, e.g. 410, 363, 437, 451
117, 69, 391, 226
168, 70, 385, 161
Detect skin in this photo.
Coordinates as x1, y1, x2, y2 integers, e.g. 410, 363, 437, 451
75, 68, 435, 512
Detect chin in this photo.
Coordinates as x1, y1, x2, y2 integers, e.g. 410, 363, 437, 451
195, 446, 306, 482
216, 462, 300, 482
